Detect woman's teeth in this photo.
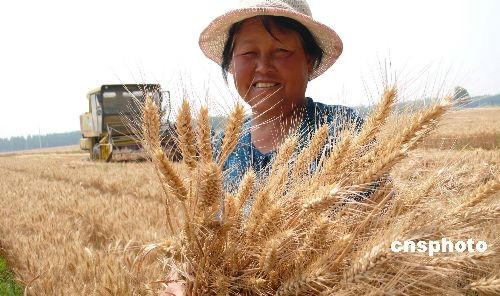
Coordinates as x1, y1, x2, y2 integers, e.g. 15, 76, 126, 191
254, 82, 279, 88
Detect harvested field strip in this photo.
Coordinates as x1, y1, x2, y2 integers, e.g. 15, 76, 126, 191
422, 132, 499, 150
421, 108, 500, 150
432, 108, 500, 134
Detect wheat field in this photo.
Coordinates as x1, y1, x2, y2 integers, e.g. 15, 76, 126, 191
0, 107, 498, 295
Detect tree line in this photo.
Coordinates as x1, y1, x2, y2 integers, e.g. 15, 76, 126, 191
0, 131, 81, 153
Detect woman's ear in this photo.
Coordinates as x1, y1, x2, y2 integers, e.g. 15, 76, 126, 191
306, 56, 314, 79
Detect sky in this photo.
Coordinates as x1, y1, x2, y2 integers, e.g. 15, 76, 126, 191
0, 0, 499, 138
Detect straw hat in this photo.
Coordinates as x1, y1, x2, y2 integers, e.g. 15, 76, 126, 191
198, 0, 343, 80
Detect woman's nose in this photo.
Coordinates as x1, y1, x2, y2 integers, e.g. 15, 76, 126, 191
255, 54, 274, 74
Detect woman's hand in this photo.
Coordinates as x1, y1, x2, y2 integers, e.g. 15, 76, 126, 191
159, 282, 186, 296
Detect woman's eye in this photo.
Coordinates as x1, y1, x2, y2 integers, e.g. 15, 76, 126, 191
237, 51, 255, 56
274, 48, 291, 57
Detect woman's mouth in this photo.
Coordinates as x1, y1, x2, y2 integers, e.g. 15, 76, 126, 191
253, 82, 280, 88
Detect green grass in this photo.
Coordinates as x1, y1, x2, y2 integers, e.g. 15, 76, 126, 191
0, 256, 23, 296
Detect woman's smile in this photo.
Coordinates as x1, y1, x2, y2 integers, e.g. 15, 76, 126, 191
253, 81, 280, 88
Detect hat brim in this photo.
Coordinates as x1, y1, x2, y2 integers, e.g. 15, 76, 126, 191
199, 7, 343, 80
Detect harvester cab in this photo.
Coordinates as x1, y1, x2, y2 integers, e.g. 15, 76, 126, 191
79, 84, 174, 161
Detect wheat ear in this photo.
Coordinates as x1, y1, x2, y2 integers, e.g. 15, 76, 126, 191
197, 161, 222, 212
343, 244, 390, 283
292, 124, 328, 181
135, 238, 180, 272
141, 94, 161, 152
458, 175, 500, 210
299, 215, 332, 257
301, 185, 343, 214
270, 135, 298, 173
313, 131, 353, 186
427, 251, 494, 268
222, 193, 237, 227
154, 148, 187, 201
355, 86, 397, 148
235, 169, 255, 211
391, 99, 451, 151
256, 136, 299, 205
275, 268, 327, 296
197, 105, 213, 163
177, 99, 197, 170
468, 276, 500, 295
351, 100, 451, 187
259, 230, 295, 274
217, 103, 245, 166
244, 192, 274, 238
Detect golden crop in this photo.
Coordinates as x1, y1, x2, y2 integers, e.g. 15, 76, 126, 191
0, 153, 168, 294
0, 101, 498, 295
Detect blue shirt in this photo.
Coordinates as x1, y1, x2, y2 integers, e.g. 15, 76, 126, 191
217, 97, 364, 192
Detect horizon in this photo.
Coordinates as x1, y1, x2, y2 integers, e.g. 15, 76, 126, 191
2, 93, 499, 140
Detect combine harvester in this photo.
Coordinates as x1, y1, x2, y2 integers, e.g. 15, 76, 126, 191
79, 84, 178, 161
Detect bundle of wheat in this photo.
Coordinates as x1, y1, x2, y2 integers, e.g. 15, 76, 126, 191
138, 87, 499, 295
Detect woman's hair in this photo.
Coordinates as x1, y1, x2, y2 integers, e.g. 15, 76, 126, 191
221, 15, 324, 83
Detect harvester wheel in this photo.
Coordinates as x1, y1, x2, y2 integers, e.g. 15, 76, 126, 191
89, 138, 98, 160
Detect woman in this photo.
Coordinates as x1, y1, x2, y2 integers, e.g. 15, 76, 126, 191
162, 1, 362, 294
200, 0, 363, 193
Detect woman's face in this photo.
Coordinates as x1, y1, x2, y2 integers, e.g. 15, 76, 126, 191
231, 17, 313, 114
